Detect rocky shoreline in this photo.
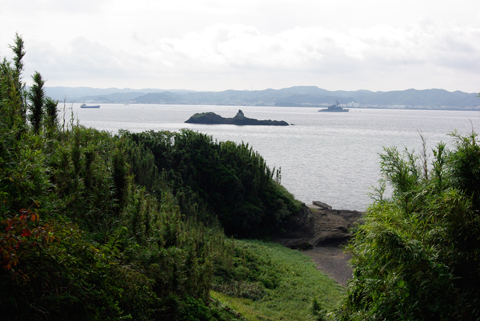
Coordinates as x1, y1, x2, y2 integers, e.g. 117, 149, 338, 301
275, 202, 363, 286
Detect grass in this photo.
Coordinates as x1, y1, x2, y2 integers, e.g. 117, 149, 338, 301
211, 239, 345, 320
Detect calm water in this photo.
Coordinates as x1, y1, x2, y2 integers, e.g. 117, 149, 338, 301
66, 104, 480, 211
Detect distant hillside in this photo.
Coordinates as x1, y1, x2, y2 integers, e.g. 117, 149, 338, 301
45, 86, 480, 110
44, 87, 194, 101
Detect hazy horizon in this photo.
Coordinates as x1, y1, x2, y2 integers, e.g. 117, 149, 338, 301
44, 85, 476, 94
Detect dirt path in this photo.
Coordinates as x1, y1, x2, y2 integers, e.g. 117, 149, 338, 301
303, 244, 352, 287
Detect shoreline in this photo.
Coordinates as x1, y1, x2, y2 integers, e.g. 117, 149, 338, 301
275, 202, 362, 286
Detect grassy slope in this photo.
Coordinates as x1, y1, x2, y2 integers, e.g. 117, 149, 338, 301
212, 240, 344, 321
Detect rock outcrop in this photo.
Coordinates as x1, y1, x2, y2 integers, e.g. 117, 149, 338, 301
185, 110, 289, 126
274, 202, 362, 286
309, 206, 361, 246
275, 202, 362, 249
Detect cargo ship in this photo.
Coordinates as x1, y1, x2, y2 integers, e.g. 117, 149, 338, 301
80, 103, 100, 108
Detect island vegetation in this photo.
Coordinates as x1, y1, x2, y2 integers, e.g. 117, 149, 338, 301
185, 109, 289, 126
2, 34, 480, 320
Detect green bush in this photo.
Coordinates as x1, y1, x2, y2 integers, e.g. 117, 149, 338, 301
0, 35, 230, 320
122, 129, 303, 237
334, 132, 480, 320
1, 34, 314, 320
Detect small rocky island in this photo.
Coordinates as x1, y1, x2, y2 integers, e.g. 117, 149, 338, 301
185, 110, 289, 126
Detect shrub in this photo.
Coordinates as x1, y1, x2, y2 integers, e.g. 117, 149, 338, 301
334, 132, 480, 320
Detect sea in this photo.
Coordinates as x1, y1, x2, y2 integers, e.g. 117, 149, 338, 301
67, 104, 480, 211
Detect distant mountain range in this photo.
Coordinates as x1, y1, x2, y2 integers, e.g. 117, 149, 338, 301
45, 86, 480, 110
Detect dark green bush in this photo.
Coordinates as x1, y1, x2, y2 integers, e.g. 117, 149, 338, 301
0, 36, 232, 320
334, 133, 480, 320
122, 129, 302, 237
1, 34, 305, 320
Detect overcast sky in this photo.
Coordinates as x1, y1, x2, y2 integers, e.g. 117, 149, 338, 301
2, 0, 480, 92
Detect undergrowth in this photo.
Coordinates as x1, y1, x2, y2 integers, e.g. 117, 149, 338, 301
212, 239, 344, 321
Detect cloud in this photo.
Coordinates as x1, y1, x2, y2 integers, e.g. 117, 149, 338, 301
23, 37, 154, 85
6, 18, 480, 91
2, 0, 109, 15
147, 21, 480, 74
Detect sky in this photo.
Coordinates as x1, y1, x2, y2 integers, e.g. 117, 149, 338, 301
2, 0, 480, 92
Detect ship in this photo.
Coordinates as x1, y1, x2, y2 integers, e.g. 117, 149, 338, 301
80, 103, 100, 108
318, 101, 349, 112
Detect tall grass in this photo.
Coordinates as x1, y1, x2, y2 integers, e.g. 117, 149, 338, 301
212, 240, 344, 321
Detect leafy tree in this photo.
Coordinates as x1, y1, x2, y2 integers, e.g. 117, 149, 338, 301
44, 96, 59, 136
1, 36, 234, 320
123, 129, 303, 237
27, 71, 45, 134
8, 32, 27, 121
334, 132, 480, 320
9, 33, 25, 79
1, 34, 310, 320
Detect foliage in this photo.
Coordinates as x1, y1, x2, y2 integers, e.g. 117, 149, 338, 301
27, 71, 45, 134
44, 97, 59, 137
122, 129, 303, 237
1, 34, 332, 320
334, 133, 480, 320
9, 33, 25, 79
0, 36, 231, 320
8, 32, 27, 121
0, 208, 54, 277
211, 239, 344, 321
1, 215, 156, 320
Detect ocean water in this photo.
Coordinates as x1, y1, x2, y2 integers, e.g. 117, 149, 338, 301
67, 103, 480, 211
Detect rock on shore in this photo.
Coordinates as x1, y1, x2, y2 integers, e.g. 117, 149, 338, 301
276, 201, 362, 249
275, 201, 363, 286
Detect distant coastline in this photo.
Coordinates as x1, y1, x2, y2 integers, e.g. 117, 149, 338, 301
46, 86, 480, 110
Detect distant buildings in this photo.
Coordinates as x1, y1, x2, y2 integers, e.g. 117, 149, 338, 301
346, 101, 360, 108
